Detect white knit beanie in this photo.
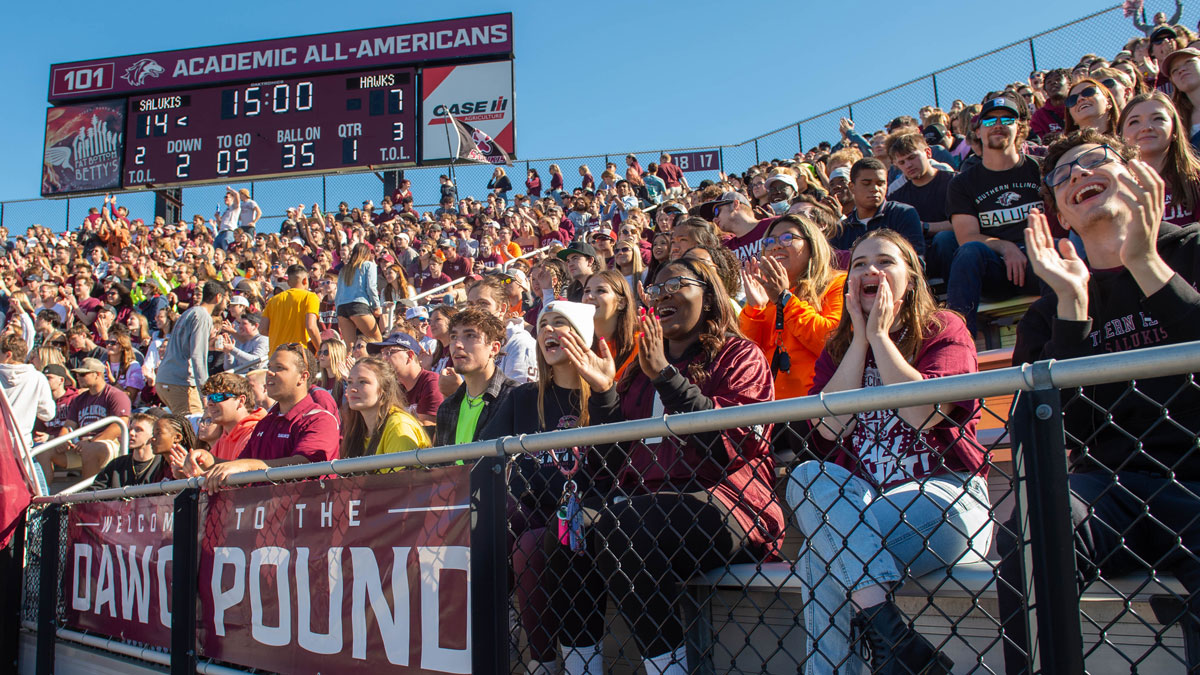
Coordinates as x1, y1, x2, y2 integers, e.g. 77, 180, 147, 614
539, 300, 596, 348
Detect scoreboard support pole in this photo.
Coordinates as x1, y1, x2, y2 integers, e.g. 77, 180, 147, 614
382, 169, 405, 202
154, 189, 182, 226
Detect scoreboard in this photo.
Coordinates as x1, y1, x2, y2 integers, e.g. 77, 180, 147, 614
41, 14, 514, 196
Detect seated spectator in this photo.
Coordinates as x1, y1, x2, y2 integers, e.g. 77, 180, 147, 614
1121, 91, 1200, 226
440, 238, 474, 281
220, 312, 269, 374
433, 308, 517, 446
580, 271, 639, 381
1064, 78, 1121, 135
368, 332, 443, 426
667, 216, 724, 261
1030, 68, 1071, 142
885, 132, 956, 259
937, 94, 1045, 333
34, 363, 77, 446
610, 239, 645, 292
89, 411, 166, 490
789, 229, 990, 673
200, 344, 339, 489
103, 333, 144, 404
1166, 47, 1200, 149
466, 274, 538, 384
739, 215, 846, 399
828, 158, 925, 256
62, 358, 132, 479
557, 241, 600, 302
551, 258, 782, 674
197, 372, 267, 462
1002, 129, 1200, 675
64, 324, 106, 371
692, 191, 770, 263
342, 356, 429, 457
0, 334, 55, 449
315, 339, 350, 404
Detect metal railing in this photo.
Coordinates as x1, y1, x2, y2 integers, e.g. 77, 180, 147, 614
2, 4, 1158, 233
26, 415, 128, 497
406, 245, 550, 305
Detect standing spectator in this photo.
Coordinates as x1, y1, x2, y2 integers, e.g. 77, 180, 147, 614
548, 163, 565, 200
261, 265, 322, 354
828, 158, 925, 256
788, 229, 988, 674
213, 187, 242, 250
625, 153, 646, 188
1131, 0, 1183, 36
342, 357, 430, 458
62, 358, 132, 479
1003, 129, 1200, 675
440, 239, 474, 281
643, 163, 667, 204
578, 165, 595, 191
220, 313, 269, 375
938, 95, 1045, 333
1165, 47, 1200, 149
0, 334, 54, 448
656, 153, 689, 197
236, 188, 261, 235
1121, 91, 1200, 225
488, 167, 514, 204
200, 344, 339, 489
434, 309, 517, 446
334, 243, 383, 344
526, 168, 543, 199
156, 281, 228, 415
368, 332, 443, 426
439, 174, 459, 204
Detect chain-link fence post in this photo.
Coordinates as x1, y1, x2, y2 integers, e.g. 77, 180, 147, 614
0, 511, 24, 670
1011, 381, 1084, 674
1028, 38, 1039, 73
35, 504, 60, 675
471, 457, 508, 673
171, 488, 200, 675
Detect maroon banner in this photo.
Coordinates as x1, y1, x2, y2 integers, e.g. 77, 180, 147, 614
48, 14, 512, 102
197, 466, 471, 674
64, 494, 176, 647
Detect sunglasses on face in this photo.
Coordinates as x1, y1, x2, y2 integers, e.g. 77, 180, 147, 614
644, 276, 708, 304
762, 232, 802, 249
1100, 78, 1121, 92
206, 392, 237, 404
979, 116, 1017, 128
614, 247, 634, 255
1044, 144, 1124, 188
1065, 87, 1098, 109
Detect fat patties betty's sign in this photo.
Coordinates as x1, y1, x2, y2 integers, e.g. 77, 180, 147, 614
48, 14, 512, 102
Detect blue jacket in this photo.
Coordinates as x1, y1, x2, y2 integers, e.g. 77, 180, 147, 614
830, 200, 926, 257
334, 260, 381, 308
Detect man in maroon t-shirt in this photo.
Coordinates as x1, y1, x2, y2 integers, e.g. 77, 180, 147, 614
439, 239, 473, 281
696, 191, 775, 262
369, 332, 443, 428
202, 344, 340, 490
656, 153, 689, 197
418, 256, 454, 293
63, 358, 132, 479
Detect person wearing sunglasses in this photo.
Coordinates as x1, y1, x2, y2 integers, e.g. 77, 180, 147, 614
940, 94, 1045, 335
609, 239, 644, 293
1003, 128, 1200, 675
696, 190, 770, 263
1121, 91, 1200, 226
1064, 78, 1121, 135
739, 214, 846, 400
556, 258, 781, 675
188, 372, 267, 469
1164, 47, 1200, 150
1091, 68, 1134, 110
1150, 25, 1188, 92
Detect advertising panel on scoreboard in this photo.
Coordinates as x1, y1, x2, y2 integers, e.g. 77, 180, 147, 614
122, 68, 417, 188
420, 60, 515, 164
42, 100, 125, 196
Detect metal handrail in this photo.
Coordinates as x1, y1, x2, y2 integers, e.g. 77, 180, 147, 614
408, 245, 549, 304
34, 339, 1200, 505
29, 415, 129, 497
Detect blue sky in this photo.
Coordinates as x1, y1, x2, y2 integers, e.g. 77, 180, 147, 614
0, 0, 1168, 210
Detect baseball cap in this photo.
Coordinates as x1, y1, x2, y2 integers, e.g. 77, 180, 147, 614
1152, 25, 1179, 41
766, 173, 800, 192
366, 331, 421, 355
557, 240, 597, 261
405, 306, 430, 321
70, 357, 106, 375
592, 226, 616, 241
829, 167, 852, 183
1163, 48, 1200, 79
228, 295, 250, 307
978, 96, 1024, 122
438, 238, 455, 249
661, 203, 688, 216
923, 124, 949, 146
694, 191, 751, 221
42, 363, 75, 387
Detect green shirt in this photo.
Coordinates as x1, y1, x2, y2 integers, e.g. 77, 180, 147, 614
455, 393, 487, 445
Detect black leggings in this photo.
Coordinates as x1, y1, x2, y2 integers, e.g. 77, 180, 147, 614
545, 490, 757, 658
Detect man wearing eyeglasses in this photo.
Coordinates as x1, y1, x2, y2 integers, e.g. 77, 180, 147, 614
1002, 128, 1200, 675
938, 95, 1045, 334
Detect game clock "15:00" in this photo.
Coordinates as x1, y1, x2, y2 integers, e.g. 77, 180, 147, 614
123, 67, 417, 187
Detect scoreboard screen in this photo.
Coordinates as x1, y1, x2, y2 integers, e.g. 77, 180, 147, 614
123, 68, 416, 188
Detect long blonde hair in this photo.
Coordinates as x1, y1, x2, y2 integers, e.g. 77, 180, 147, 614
319, 339, 350, 385
825, 229, 946, 364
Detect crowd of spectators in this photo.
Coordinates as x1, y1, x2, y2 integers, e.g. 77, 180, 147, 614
3, 13, 1200, 673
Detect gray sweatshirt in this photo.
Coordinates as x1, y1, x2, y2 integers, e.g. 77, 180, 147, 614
156, 306, 213, 387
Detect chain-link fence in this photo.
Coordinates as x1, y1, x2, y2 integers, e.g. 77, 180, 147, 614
15, 340, 1200, 674
4, 4, 1168, 232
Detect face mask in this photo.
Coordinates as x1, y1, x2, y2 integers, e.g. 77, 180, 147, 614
770, 201, 790, 216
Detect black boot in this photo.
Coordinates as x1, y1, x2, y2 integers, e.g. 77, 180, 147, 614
850, 601, 954, 674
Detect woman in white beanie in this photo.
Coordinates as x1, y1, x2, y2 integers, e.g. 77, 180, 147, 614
478, 300, 601, 675
550, 257, 783, 675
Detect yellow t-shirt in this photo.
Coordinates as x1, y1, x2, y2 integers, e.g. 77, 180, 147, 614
370, 407, 431, 471
263, 287, 321, 353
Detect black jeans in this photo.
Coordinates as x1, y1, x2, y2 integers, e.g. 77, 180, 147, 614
545, 490, 757, 658
997, 471, 1200, 674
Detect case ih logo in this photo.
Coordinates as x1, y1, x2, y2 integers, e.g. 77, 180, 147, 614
122, 59, 165, 87
431, 95, 508, 118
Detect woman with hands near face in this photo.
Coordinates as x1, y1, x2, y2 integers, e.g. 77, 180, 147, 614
786, 229, 990, 675
739, 214, 846, 399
